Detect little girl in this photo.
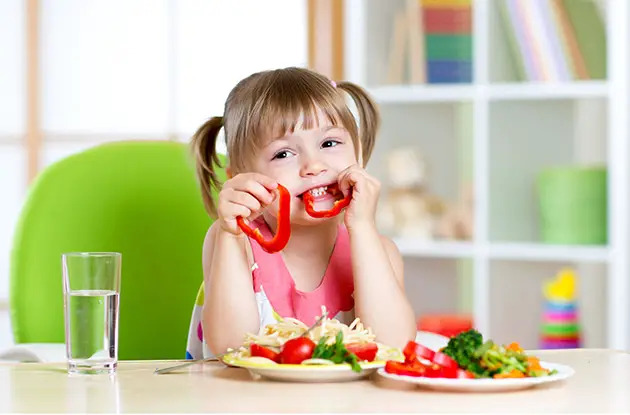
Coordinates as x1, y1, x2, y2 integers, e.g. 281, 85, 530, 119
186, 67, 416, 358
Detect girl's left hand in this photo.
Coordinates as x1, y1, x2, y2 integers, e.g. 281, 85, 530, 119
338, 164, 381, 231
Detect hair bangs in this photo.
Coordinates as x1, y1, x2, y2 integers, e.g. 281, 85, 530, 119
247, 76, 347, 149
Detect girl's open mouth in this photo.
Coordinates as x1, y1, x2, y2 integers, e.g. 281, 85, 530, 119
300, 184, 351, 218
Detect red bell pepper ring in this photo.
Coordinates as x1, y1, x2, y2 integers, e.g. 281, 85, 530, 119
346, 342, 378, 362
457, 369, 475, 379
385, 360, 428, 377
432, 351, 458, 370
396, 341, 465, 379
303, 184, 352, 218
250, 344, 281, 363
236, 184, 291, 253
403, 341, 435, 363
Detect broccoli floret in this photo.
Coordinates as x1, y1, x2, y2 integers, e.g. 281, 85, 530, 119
442, 329, 484, 375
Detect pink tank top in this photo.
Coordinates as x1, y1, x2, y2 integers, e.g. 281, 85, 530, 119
247, 218, 355, 326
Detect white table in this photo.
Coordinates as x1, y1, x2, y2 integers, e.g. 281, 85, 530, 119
1, 349, 628, 413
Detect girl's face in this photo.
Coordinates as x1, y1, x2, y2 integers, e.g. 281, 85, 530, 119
252, 109, 358, 224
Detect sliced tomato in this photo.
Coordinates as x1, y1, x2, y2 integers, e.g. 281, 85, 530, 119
385, 360, 427, 377
403, 341, 435, 363
346, 342, 378, 362
280, 337, 316, 364
432, 352, 458, 370
250, 344, 281, 363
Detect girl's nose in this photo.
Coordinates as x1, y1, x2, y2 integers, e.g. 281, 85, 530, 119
300, 156, 328, 177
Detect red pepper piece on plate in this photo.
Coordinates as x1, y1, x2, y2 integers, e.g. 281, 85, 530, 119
432, 351, 458, 370
346, 342, 378, 362
403, 341, 436, 363
303, 184, 351, 218
250, 344, 281, 363
457, 369, 475, 379
236, 184, 291, 253
385, 360, 428, 377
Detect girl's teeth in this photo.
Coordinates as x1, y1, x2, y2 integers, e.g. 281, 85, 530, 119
309, 186, 327, 197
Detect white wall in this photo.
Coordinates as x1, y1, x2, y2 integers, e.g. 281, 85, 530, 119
0, 0, 307, 348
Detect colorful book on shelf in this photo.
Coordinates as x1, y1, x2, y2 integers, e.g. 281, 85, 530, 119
420, 0, 472, 84
426, 34, 472, 61
385, 10, 408, 84
561, 0, 606, 79
549, 0, 589, 80
407, 0, 427, 83
421, 0, 471, 9
427, 60, 472, 83
521, 0, 561, 82
385, 1, 428, 85
423, 7, 471, 33
499, 0, 531, 80
499, 0, 604, 82
538, 0, 571, 81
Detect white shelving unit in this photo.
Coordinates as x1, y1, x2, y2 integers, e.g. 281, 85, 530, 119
345, 0, 630, 350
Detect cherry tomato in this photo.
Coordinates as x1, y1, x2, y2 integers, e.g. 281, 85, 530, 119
250, 344, 281, 363
346, 342, 378, 362
280, 337, 316, 364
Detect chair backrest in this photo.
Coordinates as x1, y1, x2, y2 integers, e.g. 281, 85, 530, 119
10, 140, 224, 359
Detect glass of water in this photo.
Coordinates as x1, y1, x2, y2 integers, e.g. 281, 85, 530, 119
62, 252, 121, 375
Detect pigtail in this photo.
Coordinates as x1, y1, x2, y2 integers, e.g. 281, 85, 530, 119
191, 116, 224, 217
337, 81, 380, 165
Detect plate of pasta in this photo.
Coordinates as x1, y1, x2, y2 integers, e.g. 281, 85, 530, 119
222, 311, 401, 382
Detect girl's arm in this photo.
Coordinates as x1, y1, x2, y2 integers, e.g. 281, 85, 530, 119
349, 225, 417, 349
201, 223, 260, 355
338, 165, 416, 348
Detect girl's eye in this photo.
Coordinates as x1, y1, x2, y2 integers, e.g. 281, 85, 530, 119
322, 140, 340, 148
272, 150, 293, 160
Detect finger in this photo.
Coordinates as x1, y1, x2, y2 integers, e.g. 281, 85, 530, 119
221, 218, 241, 235
249, 173, 278, 191
231, 180, 275, 205
224, 189, 262, 213
227, 203, 252, 221
338, 166, 361, 197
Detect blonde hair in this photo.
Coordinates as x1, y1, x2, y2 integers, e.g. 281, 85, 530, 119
191, 67, 380, 217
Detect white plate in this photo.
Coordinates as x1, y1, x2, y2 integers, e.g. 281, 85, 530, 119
377, 362, 575, 392
223, 355, 385, 383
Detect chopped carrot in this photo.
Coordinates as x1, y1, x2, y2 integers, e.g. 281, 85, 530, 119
493, 369, 526, 379
527, 356, 543, 371
506, 342, 523, 353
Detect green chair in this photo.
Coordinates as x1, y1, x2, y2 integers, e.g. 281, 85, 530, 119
10, 140, 223, 360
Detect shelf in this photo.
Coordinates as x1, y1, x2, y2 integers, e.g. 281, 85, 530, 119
487, 81, 609, 101
369, 85, 475, 103
394, 239, 609, 263
489, 242, 610, 263
368, 81, 608, 104
394, 239, 475, 258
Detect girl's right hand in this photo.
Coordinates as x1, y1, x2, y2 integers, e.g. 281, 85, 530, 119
217, 173, 278, 235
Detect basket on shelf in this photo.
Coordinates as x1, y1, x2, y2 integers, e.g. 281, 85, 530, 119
536, 166, 607, 245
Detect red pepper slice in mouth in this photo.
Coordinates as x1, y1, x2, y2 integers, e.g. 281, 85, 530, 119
302, 184, 351, 218
236, 184, 291, 253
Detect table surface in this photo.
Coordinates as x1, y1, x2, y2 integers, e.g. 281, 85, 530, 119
1, 349, 629, 413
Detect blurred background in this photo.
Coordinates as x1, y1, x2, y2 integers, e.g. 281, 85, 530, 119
1, 0, 628, 354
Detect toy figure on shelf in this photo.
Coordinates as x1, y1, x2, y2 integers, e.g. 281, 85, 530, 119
376, 146, 445, 239
540, 268, 581, 349
434, 182, 474, 241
